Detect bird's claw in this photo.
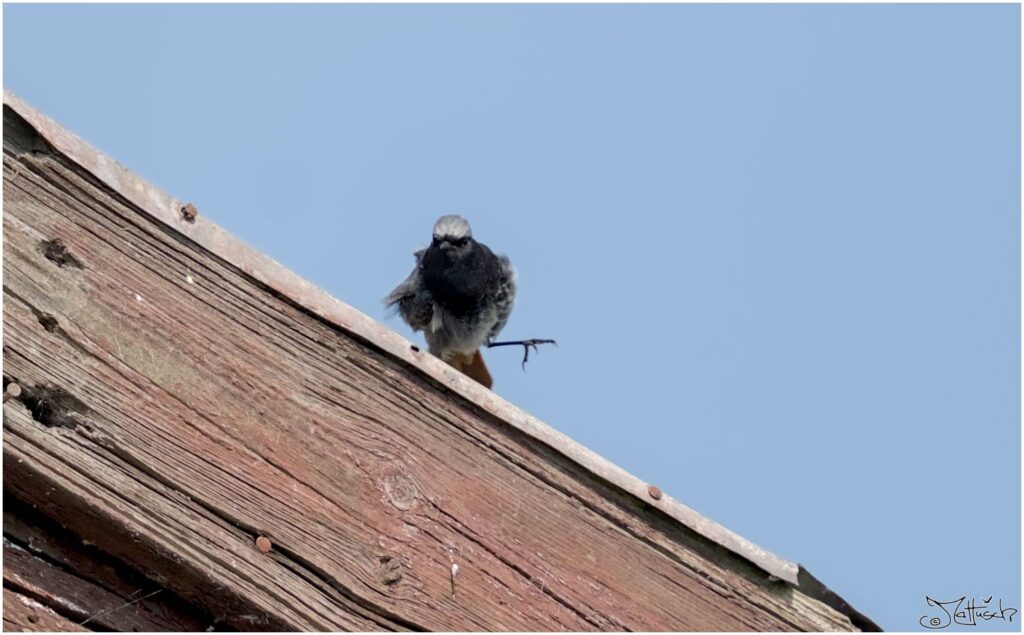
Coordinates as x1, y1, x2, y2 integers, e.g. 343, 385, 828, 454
518, 339, 557, 369
487, 338, 557, 370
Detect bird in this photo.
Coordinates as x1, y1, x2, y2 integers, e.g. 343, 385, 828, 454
384, 215, 516, 388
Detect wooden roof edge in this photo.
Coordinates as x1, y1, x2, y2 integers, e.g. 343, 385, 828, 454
3, 89, 809, 594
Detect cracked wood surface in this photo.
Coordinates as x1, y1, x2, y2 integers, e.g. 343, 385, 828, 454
4, 540, 166, 632
3, 587, 85, 632
2, 104, 858, 631
3, 495, 213, 631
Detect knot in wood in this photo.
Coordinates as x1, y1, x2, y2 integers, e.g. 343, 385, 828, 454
20, 384, 89, 430
38, 237, 83, 269
382, 473, 419, 511
377, 555, 404, 586
36, 313, 59, 333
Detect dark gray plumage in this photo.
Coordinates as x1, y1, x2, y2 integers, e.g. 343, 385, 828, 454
385, 215, 516, 366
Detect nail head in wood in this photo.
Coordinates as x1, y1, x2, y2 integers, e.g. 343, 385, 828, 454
4, 382, 22, 402
255, 535, 272, 553
180, 203, 198, 223
647, 485, 663, 501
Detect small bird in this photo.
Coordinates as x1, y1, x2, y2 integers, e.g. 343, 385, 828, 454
385, 215, 516, 388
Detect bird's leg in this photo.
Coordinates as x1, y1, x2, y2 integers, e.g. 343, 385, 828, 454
487, 339, 557, 370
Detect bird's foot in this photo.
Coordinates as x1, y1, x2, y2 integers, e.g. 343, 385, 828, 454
487, 338, 558, 370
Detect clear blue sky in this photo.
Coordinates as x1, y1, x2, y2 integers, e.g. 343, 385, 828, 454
5, 4, 1019, 631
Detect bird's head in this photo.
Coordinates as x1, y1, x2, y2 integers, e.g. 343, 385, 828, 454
431, 215, 474, 254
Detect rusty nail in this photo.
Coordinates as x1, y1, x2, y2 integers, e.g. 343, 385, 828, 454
4, 383, 22, 403
647, 485, 663, 501
255, 535, 272, 553
180, 203, 198, 223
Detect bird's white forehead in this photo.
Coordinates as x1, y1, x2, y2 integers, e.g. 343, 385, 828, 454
433, 215, 472, 239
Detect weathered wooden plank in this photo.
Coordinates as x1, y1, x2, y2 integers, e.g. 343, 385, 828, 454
2, 101, 860, 631
3, 587, 87, 632
4, 539, 163, 631
3, 399, 384, 632
3, 496, 212, 631
4, 89, 800, 589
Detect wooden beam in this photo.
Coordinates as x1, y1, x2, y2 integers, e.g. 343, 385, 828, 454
3, 495, 213, 631
3, 587, 86, 632
2, 94, 866, 631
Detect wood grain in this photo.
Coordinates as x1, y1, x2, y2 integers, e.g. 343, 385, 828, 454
4, 540, 162, 631
3, 495, 212, 631
3, 587, 86, 632
2, 105, 858, 631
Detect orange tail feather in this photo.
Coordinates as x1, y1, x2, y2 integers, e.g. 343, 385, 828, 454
447, 350, 493, 388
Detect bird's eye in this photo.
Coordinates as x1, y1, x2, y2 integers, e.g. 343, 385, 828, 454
454, 236, 468, 247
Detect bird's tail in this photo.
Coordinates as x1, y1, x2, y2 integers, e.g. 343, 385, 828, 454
447, 349, 493, 389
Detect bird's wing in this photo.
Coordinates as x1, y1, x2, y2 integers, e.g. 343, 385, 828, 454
384, 249, 433, 331
487, 255, 517, 340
